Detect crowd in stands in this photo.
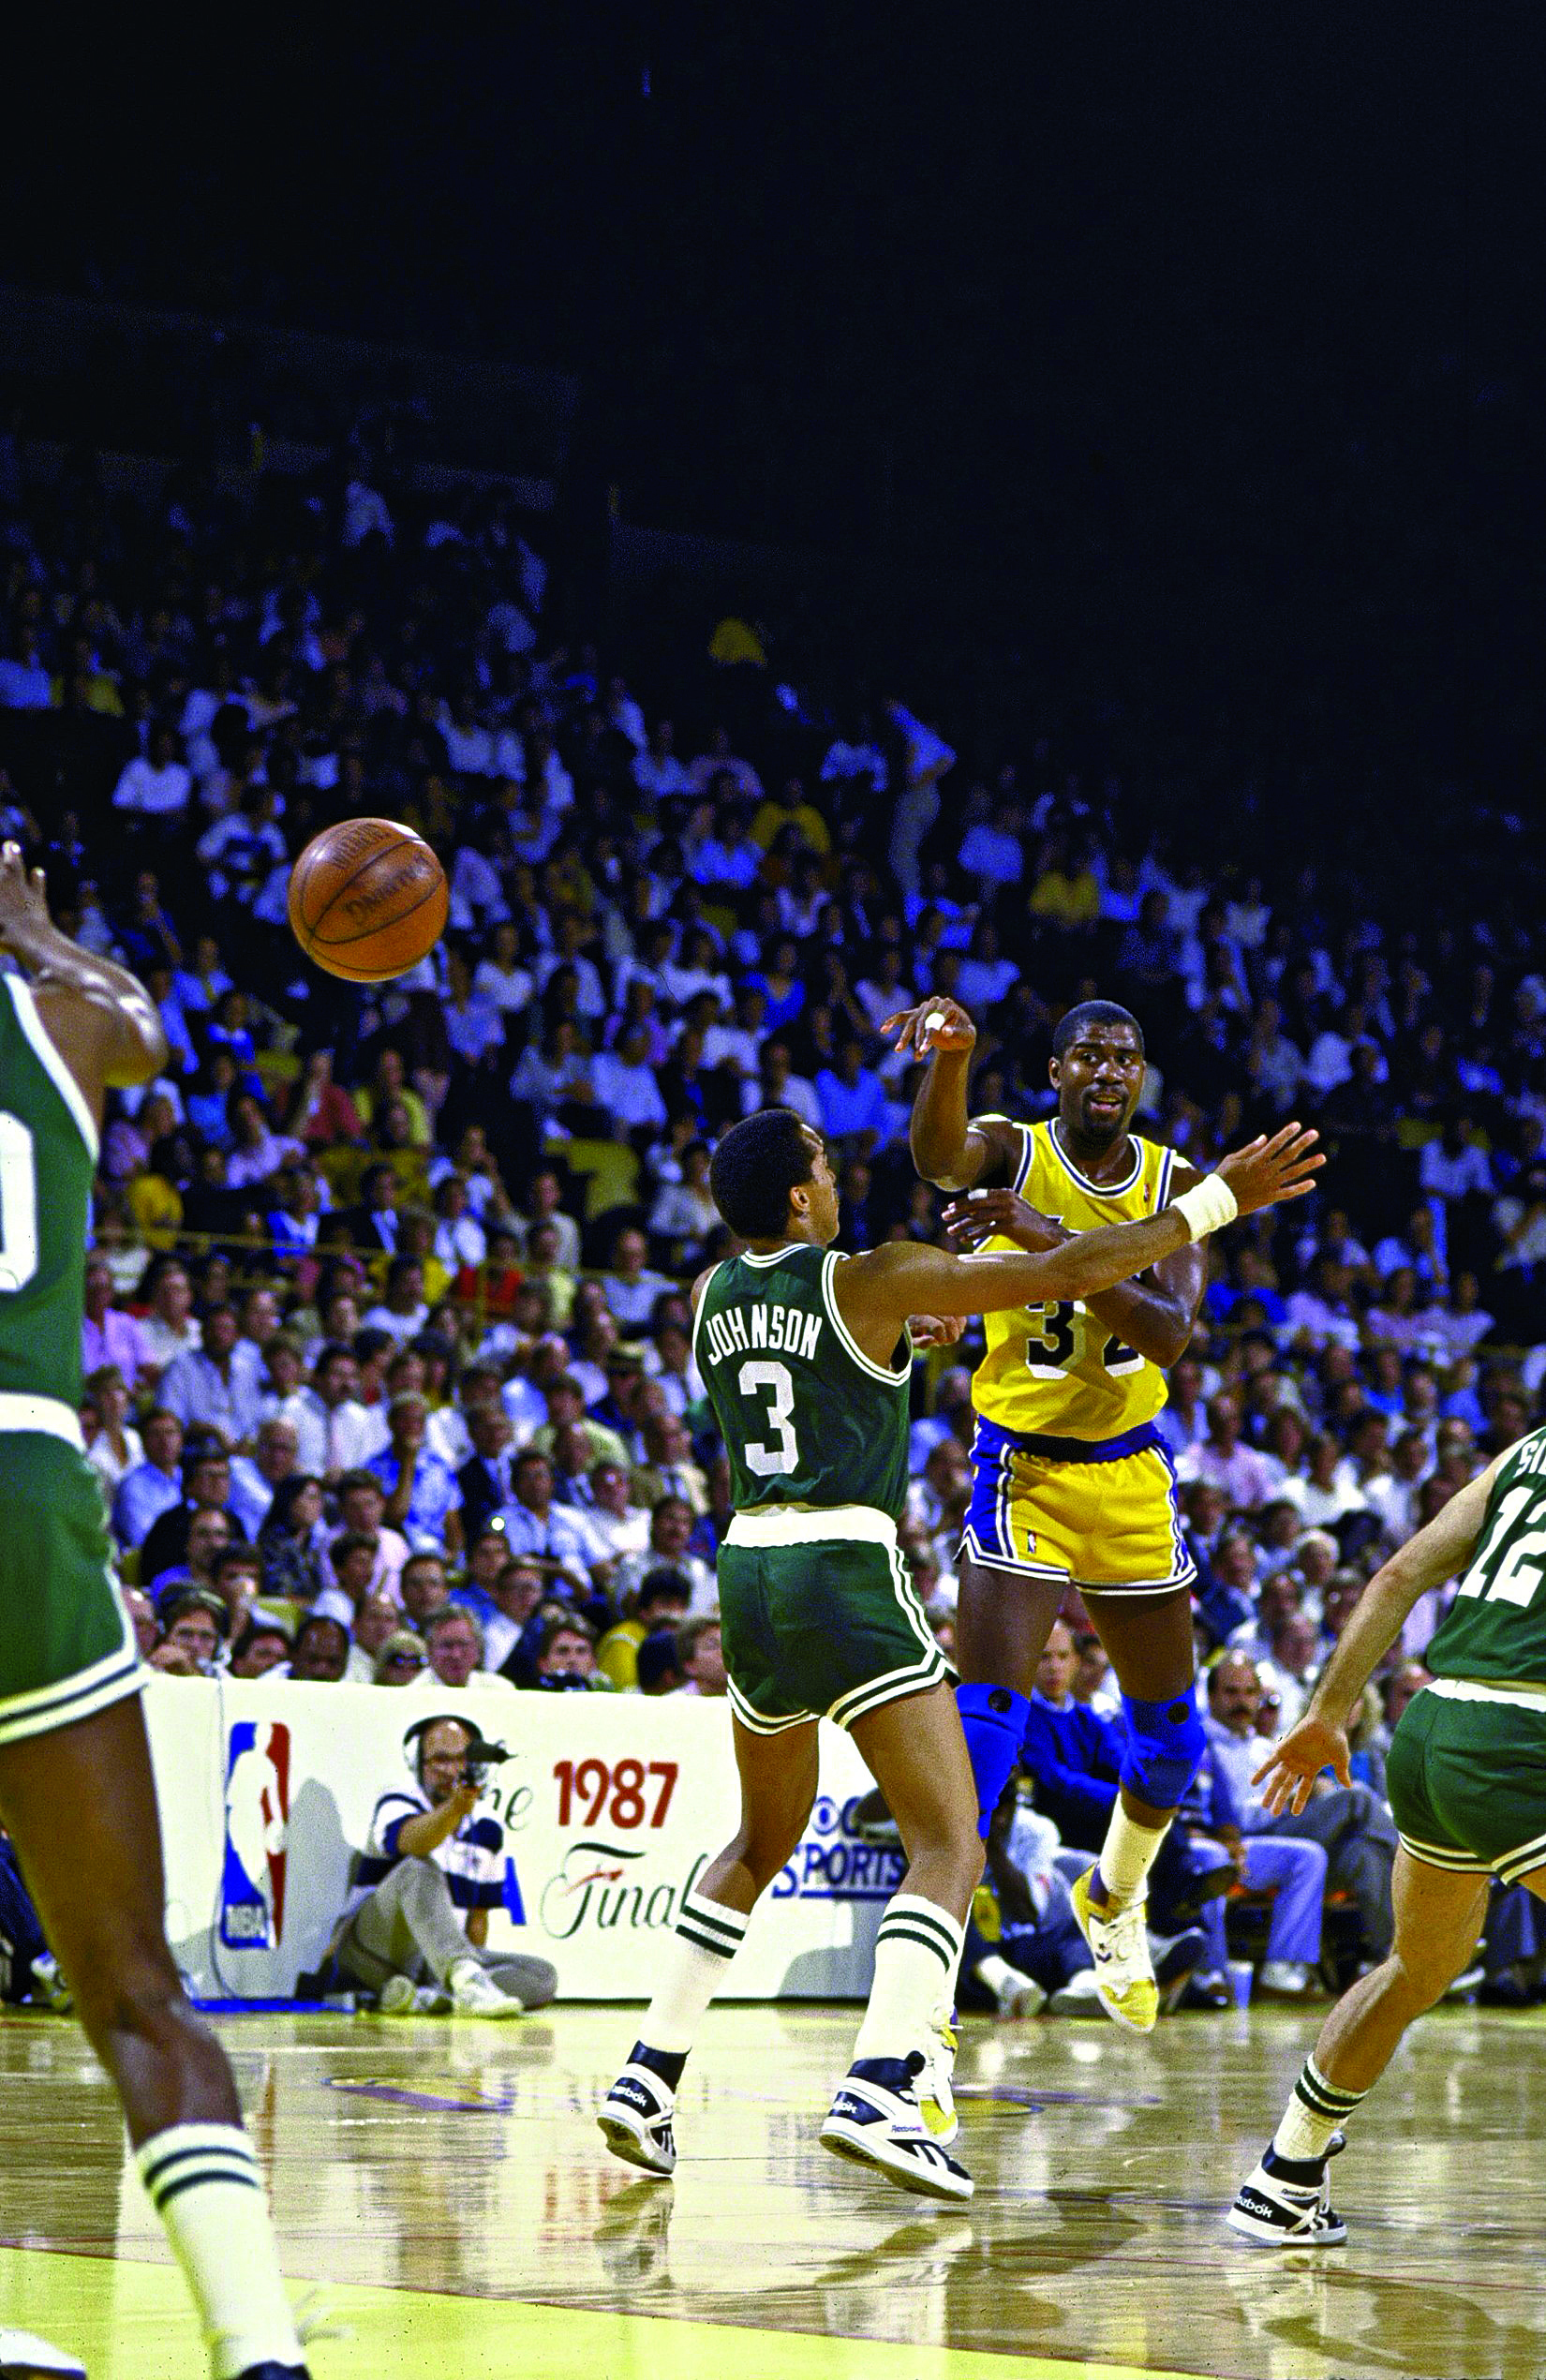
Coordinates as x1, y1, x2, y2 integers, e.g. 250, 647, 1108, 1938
5, 397, 1546, 2012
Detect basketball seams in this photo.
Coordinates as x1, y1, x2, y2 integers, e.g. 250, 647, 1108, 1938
294, 823, 433, 937
306, 848, 445, 949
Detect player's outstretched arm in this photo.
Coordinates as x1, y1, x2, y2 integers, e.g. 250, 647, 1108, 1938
943, 1180, 1208, 1368
840, 1125, 1322, 1338
0, 844, 168, 1104
1252, 1455, 1504, 1816
880, 997, 1018, 1191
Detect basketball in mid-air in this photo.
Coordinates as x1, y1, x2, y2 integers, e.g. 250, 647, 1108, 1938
287, 818, 448, 982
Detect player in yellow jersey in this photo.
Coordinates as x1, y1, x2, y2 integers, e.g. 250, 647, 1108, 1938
885, 994, 1273, 2032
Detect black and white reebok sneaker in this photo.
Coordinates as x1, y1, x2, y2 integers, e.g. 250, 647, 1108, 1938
820, 2054, 974, 2203
1227, 2135, 1347, 2248
598, 2061, 678, 2177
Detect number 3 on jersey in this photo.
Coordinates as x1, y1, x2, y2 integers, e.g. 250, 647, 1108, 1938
740, 1359, 799, 1476
0, 1113, 38, 1294
1024, 1300, 1141, 1381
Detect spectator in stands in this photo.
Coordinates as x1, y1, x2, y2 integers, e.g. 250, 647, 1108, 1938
290, 1614, 352, 1683
293, 1344, 388, 1480
420, 1608, 513, 1694
82, 1365, 144, 1500
494, 1449, 593, 1590
256, 1475, 326, 1609
673, 1614, 727, 1698
1177, 1392, 1283, 1512
1208, 1652, 1398, 1968
82, 1258, 150, 1390
529, 1612, 604, 1689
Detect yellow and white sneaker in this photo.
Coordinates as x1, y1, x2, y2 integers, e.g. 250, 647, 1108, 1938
1070, 1866, 1158, 2033
916, 2004, 959, 2142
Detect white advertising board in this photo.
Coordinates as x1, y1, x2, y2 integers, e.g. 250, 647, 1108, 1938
145, 1676, 899, 2002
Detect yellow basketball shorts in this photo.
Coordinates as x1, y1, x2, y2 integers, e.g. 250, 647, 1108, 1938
960, 1416, 1196, 1599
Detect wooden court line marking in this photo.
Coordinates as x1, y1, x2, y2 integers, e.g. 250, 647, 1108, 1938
0, 2246, 1223, 2380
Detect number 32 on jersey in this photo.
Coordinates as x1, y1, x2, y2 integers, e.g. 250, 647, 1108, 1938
1024, 1299, 1141, 1380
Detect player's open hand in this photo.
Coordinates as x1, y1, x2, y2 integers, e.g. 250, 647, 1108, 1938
1215, 1123, 1323, 1215
0, 841, 51, 950
907, 1313, 967, 1349
881, 997, 976, 1061
1251, 1713, 1350, 1817
942, 1188, 1064, 1254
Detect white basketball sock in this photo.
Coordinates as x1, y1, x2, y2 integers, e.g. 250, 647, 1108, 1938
135, 2123, 302, 2379
639, 1888, 751, 2053
1272, 2055, 1368, 2164
1096, 1805, 1171, 1910
852, 1895, 964, 2064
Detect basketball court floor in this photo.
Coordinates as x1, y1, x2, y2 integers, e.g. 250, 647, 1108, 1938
1, 2001, 1541, 2380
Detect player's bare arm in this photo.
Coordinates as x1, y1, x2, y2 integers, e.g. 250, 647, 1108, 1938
0, 844, 167, 1116
836, 1125, 1321, 1365
881, 998, 1019, 1191
942, 1179, 1208, 1369
1253, 1452, 1506, 1817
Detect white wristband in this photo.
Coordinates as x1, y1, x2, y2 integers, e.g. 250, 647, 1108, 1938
1172, 1173, 1239, 1242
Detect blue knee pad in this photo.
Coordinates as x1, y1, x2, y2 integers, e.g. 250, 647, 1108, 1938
956, 1681, 1033, 1839
1119, 1690, 1206, 1811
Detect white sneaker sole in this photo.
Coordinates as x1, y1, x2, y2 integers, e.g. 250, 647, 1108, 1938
0, 2333, 87, 2379
819, 2115, 974, 2202
451, 1990, 526, 2018
1226, 2201, 1347, 2249
598, 2105, 676, 2178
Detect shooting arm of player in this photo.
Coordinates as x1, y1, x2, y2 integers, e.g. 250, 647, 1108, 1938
1253, 1456, 1505, 1816
943, 1167, 1209, 1367
0, 845, 168, 1096
842, 1126, 1321, 1342
396, 1783, 480, 1859
879, 997, 1018, 1191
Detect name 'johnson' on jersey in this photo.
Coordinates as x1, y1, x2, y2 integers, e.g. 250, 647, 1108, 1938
972, 1118, 1181, 1442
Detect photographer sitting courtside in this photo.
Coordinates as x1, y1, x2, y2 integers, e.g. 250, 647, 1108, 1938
326, 1716, 557, 2016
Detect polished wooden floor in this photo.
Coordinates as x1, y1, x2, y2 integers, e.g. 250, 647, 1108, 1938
1, 2000, 1543, 2379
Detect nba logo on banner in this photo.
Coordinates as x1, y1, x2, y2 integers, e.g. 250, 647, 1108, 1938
221, 1720, 290, 1949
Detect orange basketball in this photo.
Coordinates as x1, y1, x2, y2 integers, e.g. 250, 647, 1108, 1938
287, 817, 448, 982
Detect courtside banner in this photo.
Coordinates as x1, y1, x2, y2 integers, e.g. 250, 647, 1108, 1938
146, 1677, 899, 2001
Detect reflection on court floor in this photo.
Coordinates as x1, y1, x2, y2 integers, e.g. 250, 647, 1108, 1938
1, 2002, 1544, 2379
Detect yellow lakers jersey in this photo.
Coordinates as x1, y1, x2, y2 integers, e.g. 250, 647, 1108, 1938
973, 1120, 1180, 1441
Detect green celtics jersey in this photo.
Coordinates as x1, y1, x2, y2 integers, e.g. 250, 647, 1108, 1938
0, 974, 98, 1408
1427, 1428, 1546, 1682
692, 1242, 912, 1520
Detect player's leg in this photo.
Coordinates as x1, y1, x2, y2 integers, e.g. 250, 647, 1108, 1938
600, 1713, 819, 2177
1064, 1584, 1203, 2030
1230, 1849, 1488, 2247
0, 1697, 307, 2377
953, 1550, 1065, 1835
819, 1680, 982, 2200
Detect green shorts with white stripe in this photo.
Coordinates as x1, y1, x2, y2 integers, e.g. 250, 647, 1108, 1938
1386, 1682, 1546, 1886
0, 1431, 142, 1748
716, 1508, 946, 1735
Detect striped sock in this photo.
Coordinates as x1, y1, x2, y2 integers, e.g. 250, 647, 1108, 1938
1271, 2055, 1369, 2167
852, 1894, 965, 2065
638, 1888, 751, 2056
135, 2123, 302, 2380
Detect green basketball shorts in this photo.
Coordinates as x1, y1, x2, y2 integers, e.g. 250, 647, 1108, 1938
0, 1419, 142, 1749
716, 1505, 947, 1735
1386, 1680, 1546, 1887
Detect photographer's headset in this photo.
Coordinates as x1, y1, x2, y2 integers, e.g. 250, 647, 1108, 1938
402, 1714, 510, 1789
403, 1713, 474, 1787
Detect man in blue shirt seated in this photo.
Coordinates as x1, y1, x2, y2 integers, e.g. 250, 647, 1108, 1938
325, 1716, 556, 2016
